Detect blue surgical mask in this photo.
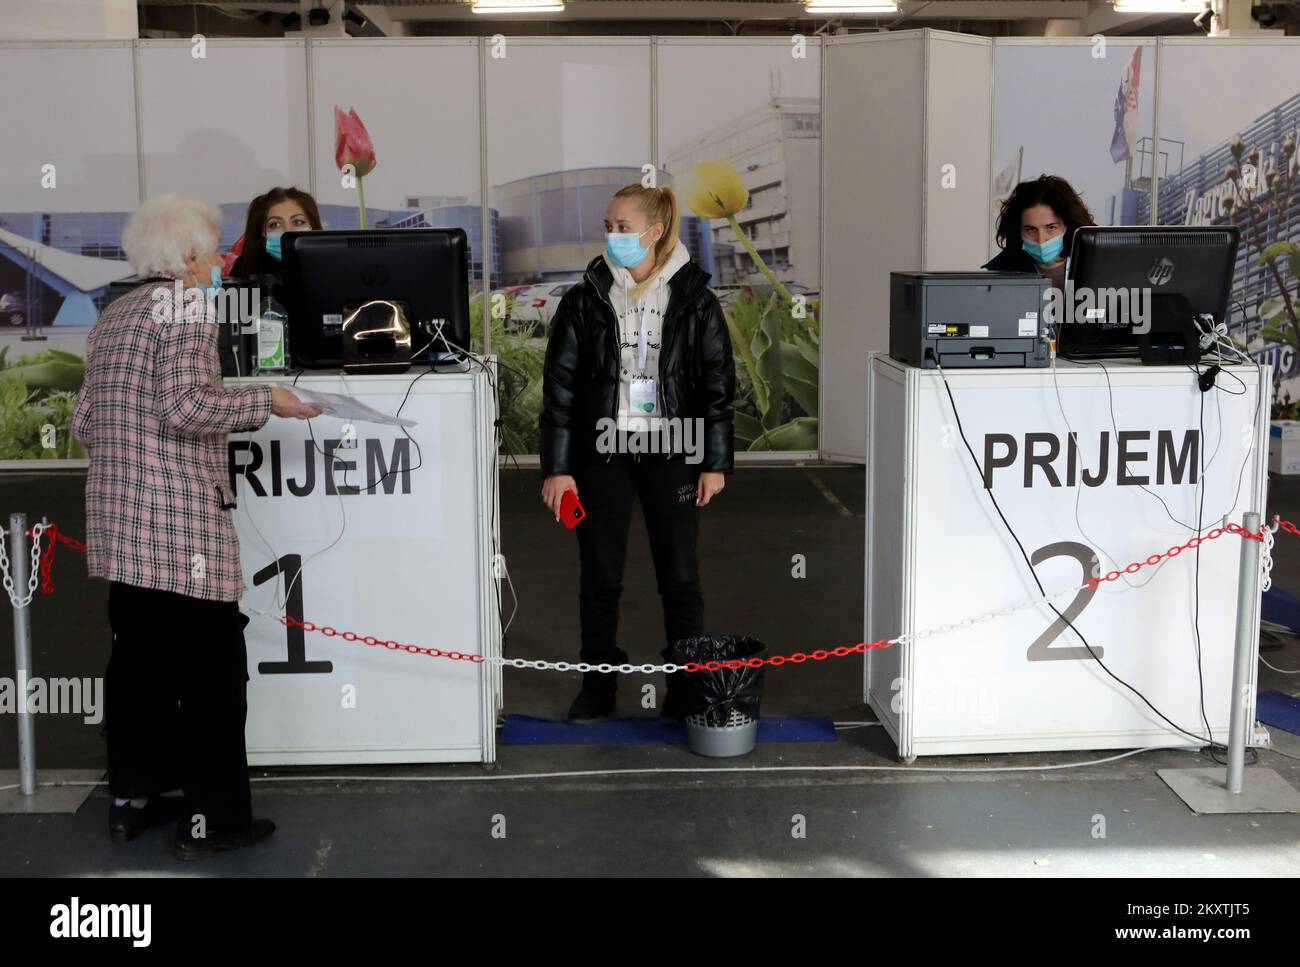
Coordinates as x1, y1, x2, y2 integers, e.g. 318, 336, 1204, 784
204, 264, 223, 300
605, 229, 653, 269
264, 231, 284, 262
1023, 233, 1065, 264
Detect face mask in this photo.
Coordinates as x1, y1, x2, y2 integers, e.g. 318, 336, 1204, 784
1023, 233, 1065, 264
204, 264, 223, 300
605, 229, 654, 269
265, 231, 284, 262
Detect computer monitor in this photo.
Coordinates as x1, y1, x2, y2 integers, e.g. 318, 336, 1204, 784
1059, 226, 1239, 365
282, 228, 471, 367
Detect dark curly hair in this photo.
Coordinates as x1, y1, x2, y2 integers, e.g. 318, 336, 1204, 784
231, 186, 322, 279
994, 175, 1096, 256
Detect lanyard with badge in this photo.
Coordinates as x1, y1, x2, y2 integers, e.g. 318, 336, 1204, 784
628, 293, 657, 415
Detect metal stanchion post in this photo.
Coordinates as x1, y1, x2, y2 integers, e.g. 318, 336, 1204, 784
0, 513, 102, 814
1226, 512, 1260, 794
1159, 511, 1300, 814
10, 513, 35, 796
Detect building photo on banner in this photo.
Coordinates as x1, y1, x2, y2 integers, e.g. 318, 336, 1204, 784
0, 36, 823, 465
6, 0, 1300, 896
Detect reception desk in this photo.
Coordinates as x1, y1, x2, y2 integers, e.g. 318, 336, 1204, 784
228, 367, 501, 765
865, 353, 1270, 759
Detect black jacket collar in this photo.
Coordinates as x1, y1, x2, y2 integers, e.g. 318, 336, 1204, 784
983, 246, 1037, 273
582, 253, 710, 310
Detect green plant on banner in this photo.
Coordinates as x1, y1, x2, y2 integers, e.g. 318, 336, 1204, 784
470, 292, 546, 457
724, 289, 819, 451
1219, 134, 1300, 418
0, 346, 87, 459
680, 159, 818, 451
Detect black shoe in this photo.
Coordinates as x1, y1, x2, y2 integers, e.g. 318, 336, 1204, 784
566, 671, 617, 723
109, 796, 189, 844
174, 818, 276, 860
660, 671, 691, 722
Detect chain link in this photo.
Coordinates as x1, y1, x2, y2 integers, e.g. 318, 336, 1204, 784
239, 522, 1270, 674
1261, 519, 1277, 594
21, 519, 1286, 672
0, 522, 45, 610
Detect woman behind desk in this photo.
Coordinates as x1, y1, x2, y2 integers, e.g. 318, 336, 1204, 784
984, 175, 1096, 291
230, 185, 322, 287
227, 187, 322, 372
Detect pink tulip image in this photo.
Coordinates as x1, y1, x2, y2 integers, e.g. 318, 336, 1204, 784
334, 106, 376, 177
334, 106, 376, 227
221, 233, 244, 276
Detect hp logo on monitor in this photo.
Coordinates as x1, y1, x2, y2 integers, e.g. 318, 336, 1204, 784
1147, 257, 1174, 286
360, 263, 391, 287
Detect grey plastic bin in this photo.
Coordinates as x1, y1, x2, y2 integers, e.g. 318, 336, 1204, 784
670, 635, 766, 759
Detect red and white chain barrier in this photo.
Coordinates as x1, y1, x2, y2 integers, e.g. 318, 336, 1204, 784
11, 518, 1279, 675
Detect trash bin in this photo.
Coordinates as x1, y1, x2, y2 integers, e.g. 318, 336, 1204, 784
668, 635, 766, 758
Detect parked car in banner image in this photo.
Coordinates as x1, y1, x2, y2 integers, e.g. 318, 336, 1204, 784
508, 281, 576, 334
0, 292, 27, 327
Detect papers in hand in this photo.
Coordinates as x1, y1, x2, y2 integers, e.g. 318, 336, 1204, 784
290, 387, 418, 428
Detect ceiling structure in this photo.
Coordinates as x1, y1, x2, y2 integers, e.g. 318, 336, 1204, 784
132, 1, 1300, 38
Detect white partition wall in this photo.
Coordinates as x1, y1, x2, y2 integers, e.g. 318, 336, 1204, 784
136, 39, 311, 233
924, 35, 994, 270
308, 38, 483, 281
820, 30, 993, 463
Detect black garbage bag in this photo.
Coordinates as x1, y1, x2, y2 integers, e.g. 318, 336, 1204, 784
668, 635, 766, 727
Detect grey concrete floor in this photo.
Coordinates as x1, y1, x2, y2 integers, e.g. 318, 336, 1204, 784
1, 466, 1299, 877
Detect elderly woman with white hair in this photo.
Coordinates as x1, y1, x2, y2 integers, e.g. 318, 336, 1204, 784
73, 194, 320, 859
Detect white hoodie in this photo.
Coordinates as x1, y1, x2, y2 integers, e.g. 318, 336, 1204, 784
603, 239, 692, 433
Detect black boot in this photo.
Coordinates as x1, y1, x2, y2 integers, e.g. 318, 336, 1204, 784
567, 670, 618, 723
660, 670, 691, 722
109, 795, 189, 844
174, 818, 276, 860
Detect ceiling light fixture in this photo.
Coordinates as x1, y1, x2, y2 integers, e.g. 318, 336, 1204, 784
471, 0, 566, 13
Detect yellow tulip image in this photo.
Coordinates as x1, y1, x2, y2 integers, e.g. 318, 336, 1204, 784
683, 161, 749, 219
682, 161, 792, 305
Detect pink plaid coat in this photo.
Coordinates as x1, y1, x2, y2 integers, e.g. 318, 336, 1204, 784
73, 283, 273, 602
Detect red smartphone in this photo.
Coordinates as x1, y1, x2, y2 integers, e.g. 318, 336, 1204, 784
560, 489, 586, 528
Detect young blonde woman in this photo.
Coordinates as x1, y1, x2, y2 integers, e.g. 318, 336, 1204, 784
540, 184, 736, 723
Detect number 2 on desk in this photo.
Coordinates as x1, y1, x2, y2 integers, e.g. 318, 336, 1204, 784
1026, 541, 1104, 662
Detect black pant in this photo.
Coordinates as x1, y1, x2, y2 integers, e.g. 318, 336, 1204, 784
573, 453, 704, 665
105, 582, 254, 833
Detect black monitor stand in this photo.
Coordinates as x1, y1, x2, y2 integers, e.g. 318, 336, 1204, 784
1136, 293, 1199, 366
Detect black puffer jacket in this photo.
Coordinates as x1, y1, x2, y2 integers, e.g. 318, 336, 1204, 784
982, 246, 1037, 272
540, 253, 736, 475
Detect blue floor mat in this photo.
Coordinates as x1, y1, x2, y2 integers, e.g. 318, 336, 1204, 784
500, 714, 838, 745
1262, 586, 1300, 634
1256, 691, 1300, 736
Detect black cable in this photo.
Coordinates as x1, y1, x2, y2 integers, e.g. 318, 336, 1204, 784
292, 368, 427, 493
1069, 357, 1197, 531
936, 361, 1232, 753
1190, 363, 1218, 759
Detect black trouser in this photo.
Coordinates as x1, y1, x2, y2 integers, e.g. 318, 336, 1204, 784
572, 451, 704, 666
105, 582, 254, 833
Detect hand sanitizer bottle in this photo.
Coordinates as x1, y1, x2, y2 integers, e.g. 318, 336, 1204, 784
254, 296, 290, 374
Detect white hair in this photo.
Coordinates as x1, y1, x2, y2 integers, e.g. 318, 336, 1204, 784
121, 194, 222, 278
